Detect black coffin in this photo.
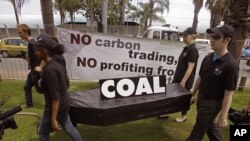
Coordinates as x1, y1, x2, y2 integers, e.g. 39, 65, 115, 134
69, 83, 191, 126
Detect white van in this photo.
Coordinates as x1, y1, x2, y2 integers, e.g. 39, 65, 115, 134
143, 25, 180, 41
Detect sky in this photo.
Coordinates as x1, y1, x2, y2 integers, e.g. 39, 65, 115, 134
0, 0, 211, 33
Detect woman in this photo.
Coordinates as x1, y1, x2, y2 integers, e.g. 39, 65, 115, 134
34, 33, 83, 141
173, 27, 199, 122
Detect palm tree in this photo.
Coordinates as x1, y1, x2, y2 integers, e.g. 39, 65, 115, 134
54, 0, 66, 24
148, 0, 169, 26
192, 0, 204, 30
129, 2, 165, 27
205, 0, 229, 27
6, 0, 28, 24
40, 0, 55, 35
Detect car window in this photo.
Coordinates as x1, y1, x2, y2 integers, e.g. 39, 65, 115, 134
169, 32, 179, 41
153, 31, 160, 39
18, 39, 28, 46
5, 39, 18, 46
196, 41, 209, 45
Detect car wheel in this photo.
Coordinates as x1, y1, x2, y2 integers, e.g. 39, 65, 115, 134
1, 51, 10, 58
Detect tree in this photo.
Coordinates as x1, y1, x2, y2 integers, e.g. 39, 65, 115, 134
192, 0, 204, 30
40, 0, 55, 36
53, 0, 66, 24
205, 0, 229, 28
128, 1, 166, 27
6, 0, 28, 24
148, 0, 169, 26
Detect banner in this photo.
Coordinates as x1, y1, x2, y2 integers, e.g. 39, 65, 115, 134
57, 28, 209, 83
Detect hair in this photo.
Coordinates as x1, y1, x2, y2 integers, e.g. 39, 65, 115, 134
16, 24, 31, 36
54, 44, 65, 55
50, 36, 65, 55
222, 34, 233, 44
191, 33, 198, 40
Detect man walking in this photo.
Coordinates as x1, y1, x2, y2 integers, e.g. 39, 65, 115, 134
186, 24, 239, 141
17, 24, 40, 107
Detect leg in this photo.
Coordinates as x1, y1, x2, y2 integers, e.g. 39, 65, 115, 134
38, 115, 52, 141
58, 113, 83, 141
207, 122, 223, 141
175, 111, 187, 122
186, 98, 222, 141
24, 72, 34, 106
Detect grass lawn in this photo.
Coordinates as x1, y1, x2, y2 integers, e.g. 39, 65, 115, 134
0, 80, 249, 141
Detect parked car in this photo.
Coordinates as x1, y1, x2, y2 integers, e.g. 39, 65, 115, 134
143, 25, 180, 41
0, 37, 28, 58
241, 46, 250, 59
195, 39, 212, 53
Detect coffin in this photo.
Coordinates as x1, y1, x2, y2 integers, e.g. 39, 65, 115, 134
69, 83, 191, 126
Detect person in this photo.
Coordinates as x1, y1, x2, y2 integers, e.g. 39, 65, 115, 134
186, 24, 239, 141
17, 24, 41, 107
173, 27, 199, 122
34, 33, 83, 141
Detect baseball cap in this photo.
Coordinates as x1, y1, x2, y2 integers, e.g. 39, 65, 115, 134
206, 24, 235, 38
182, 27, 197, 36
32, 33, 59, 52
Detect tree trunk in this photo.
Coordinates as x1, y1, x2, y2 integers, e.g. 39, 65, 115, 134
12, 0, 19, 25
102, 0, 108, 33
40, 0, 55, 36
89, 0, 95, 32
120, 0, 125, 34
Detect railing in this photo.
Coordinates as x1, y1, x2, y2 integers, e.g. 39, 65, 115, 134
0, 57, 250, 90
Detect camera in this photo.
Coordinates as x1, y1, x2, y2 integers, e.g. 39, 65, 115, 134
0, 106, 22, 140
228, 108, 250, 125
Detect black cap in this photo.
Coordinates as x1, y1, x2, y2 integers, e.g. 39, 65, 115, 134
206, 24, 234, 38
182, 27, 197, 36
32, 33, 59, 52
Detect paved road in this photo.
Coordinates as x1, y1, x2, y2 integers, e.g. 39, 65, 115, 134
0, 57, 250, 87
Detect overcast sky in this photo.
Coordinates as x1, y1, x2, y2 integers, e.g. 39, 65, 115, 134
0, 0, 211, 32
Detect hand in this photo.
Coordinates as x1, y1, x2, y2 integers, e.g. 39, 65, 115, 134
35, 66, 42, 72
190, 97, 196, 105
180, 81, 185, 88
217, 118, 228, 128
51, 119, 61, 132
242, 102, 250, 113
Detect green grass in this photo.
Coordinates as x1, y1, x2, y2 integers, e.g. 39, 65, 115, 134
0, 80, 249, 141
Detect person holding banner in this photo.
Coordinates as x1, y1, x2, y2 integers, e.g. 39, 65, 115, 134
186, 24, 239, 141
17, 24, 41, 107
33, 34, 83, 141
173, 27, 199, 123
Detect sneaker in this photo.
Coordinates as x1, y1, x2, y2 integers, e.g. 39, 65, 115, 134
175, 116, 187, 122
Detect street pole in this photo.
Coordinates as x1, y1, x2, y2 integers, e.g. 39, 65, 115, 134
102, 0, 108, 34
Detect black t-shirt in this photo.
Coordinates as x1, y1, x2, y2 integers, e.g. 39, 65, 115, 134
40, 60, 70, 118
198, 52, 239, 100
28, 39, 40, 72
172, 43, 199, 90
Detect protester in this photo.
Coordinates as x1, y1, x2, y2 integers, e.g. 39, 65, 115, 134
173, 27, 199, 122
34, 33, 83, 141
17, 24, 40, 107
186, 24, 239, 141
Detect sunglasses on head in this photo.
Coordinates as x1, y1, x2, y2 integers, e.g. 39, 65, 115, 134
210, 35, 223, 40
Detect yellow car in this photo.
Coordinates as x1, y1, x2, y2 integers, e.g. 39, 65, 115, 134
0, 37, 28, 58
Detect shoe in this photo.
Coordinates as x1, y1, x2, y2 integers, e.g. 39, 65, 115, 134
175, 116, 187, 122
157, 115, 169, 119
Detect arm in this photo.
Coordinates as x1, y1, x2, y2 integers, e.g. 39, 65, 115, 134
192, 76, 201, 95
217, 90, 234, 128
190, 76, 201, 104
180, 62, 195, 87
51, 99, 61, 131
35, 60, 46, 72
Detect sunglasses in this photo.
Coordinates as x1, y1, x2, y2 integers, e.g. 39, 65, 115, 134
210, 35, 223, 40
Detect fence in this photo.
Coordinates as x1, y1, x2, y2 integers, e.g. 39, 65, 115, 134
0, 57, 250, 90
